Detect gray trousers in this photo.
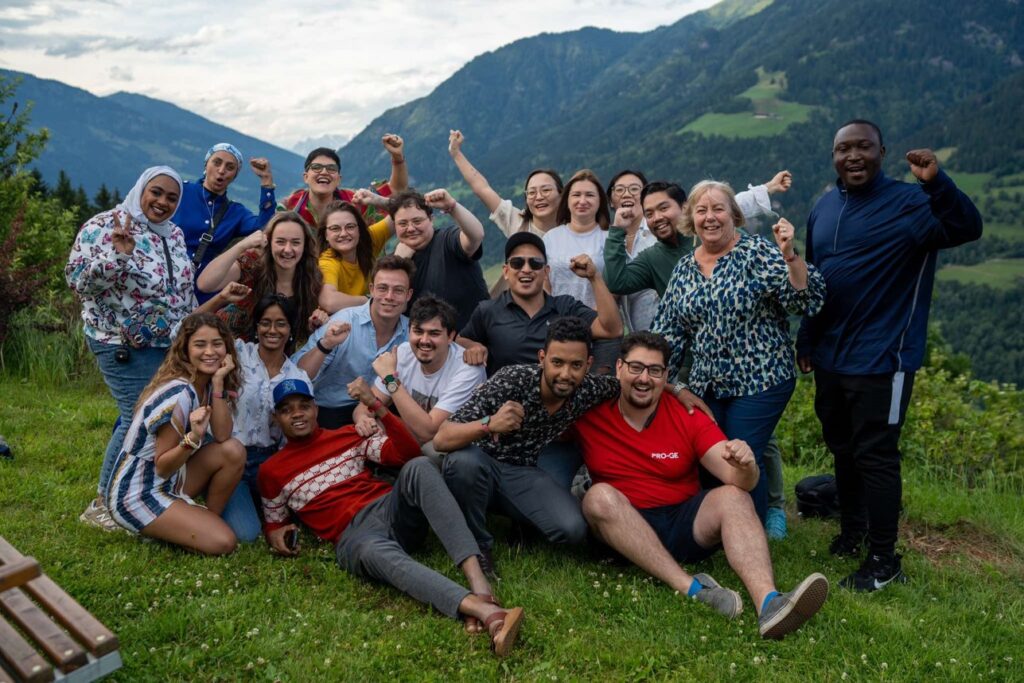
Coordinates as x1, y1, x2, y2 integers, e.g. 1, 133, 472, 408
765, 435, 786, 509
442, 446, 588, 551
335, 457, 480, 619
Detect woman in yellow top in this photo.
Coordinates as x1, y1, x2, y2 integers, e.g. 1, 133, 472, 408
317, 199, 394, 312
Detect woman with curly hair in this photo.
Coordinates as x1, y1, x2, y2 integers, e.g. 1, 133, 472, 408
105, 312, 246, 554
197, 211, 326, 345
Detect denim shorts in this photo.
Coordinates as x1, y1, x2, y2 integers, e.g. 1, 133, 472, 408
638, 489, 719, 563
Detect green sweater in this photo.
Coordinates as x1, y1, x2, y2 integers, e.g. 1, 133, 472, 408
603, 227, 691, 297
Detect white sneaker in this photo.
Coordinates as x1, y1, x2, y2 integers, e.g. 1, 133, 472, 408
80, 498, 122, 533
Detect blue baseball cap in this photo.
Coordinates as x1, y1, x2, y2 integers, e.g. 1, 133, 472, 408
273, 378, 315, 408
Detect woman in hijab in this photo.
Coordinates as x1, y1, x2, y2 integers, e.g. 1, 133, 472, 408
67, 166, 249, 532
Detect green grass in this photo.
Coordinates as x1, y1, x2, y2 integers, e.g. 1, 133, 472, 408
2, 378, 1023, 681
937, 258, 1024, 289
681, 68, 817, 139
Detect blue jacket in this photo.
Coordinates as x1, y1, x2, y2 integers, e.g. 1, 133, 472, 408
796, 169, 982, 375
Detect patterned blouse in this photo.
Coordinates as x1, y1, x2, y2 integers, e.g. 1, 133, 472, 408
651, 231, 826, 398
65, 210, 196, 347
448, 364, 620, 467
232, 340, 310, 449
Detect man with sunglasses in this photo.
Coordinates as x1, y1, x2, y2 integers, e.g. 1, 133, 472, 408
281, 136, 408, 227
573, 331, 829, 639
458, 232, 622, 377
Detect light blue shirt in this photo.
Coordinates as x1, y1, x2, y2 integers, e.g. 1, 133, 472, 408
292, 302, 408, 408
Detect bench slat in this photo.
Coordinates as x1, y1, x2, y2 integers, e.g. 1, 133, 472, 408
0, 616, 53, 683
0, 589, 88, 673
0, 559, 40, 594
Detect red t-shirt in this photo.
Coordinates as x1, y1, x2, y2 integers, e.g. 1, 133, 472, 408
257, 413, 421, 543
283, 183, 392, 228
573, 396, 726, 509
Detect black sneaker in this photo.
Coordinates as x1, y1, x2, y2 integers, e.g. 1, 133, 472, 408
829, 531, 866, 558
839, 553, 907, 592
478, 548, 499, 581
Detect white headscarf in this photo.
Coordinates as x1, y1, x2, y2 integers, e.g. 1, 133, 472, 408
116, 165, 183, 238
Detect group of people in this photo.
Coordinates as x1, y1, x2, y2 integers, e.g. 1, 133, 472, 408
64, 119, 982, 654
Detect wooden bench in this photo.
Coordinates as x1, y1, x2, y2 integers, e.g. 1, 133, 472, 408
0, 538, 122, 682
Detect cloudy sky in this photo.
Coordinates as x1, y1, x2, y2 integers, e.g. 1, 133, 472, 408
0, 0, 717, 150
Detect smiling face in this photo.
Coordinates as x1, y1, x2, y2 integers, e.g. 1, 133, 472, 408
203, 151, 240, 195
369, 267, 413, 323
409, 315, 453, 368
525, 172, 560, 220
303, 154, 341, 195
642, 191, 683, 242
256, 303, 291, 354
609, 173, 644, 213
274, 395, 318, 440
187, 324, 228, 377
567, 179, 600, 223
539, 340, 591, 399
324, 208, 360, 256
394, 205, 435, 252
617, 345, 667, 410
503, 243, 548, 299
140, 175, 181, 223
269, 221, 305, 271
691, 188, 738, 252
833, 123, 885, 189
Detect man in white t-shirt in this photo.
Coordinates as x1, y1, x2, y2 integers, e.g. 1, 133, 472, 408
353, 295, 486, 445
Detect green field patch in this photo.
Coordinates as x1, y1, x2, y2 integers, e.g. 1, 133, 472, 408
938, 258, 1024, 290
984, 222, 1024, 241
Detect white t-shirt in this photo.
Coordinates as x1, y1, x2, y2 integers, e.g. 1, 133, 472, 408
543, 224, 608, 309
374, 341, 485, 415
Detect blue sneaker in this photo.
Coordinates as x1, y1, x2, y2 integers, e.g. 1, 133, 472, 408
765, 507, 788, 540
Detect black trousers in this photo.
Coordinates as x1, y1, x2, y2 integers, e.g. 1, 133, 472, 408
813, 368, 915, 557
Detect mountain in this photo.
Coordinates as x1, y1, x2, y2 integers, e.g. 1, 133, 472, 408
3, 70, 305, 209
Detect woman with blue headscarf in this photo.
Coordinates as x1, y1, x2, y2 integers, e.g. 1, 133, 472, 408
67, 166, 249, 532
173, 143, 277, 302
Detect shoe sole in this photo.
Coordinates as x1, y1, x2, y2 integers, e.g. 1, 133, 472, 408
491, 607, 524, 657
760, 573, 829, 640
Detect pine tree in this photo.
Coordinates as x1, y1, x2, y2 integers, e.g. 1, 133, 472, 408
93, 183, 112, 210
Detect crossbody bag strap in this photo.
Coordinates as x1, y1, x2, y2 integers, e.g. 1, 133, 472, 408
192, 197, 234, 267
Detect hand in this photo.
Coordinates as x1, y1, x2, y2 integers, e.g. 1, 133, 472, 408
424, 188, 456, 213
346, 377, 377, 406
213, 353, 235, 381
798, 356, 813, 374
906, 149, 939, 183
772, 217, 796, 260
320, 322, 351, 351
673, 387, 716, 422
351, 188, 385, 208
488, 401, 524, 435
353, 414, 380, 437
382, 134, 404, 159
448, 129, 464, 157
308, 308, 329, 330
612, 205, 636, 227
721, 439, 755, 469
766, 170, 792, 194
217, 281, 251, 304
186, 406, 211, 443
393, 241, 415, 259
110, 211, 136, 255
569, 254, 597, 280
241, 229, 268, 251
249, 157, 274, 186
372, 347, 398, 379
463, 344, 488, 367
267, 524, 299, 556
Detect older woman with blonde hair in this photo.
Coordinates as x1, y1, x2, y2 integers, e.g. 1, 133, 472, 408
651, 180, 826, 521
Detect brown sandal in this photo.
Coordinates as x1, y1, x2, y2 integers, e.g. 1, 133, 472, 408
464, 593, 501, 635
485, 606, 524, 657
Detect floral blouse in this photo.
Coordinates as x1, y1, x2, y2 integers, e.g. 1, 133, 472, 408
232, 340, 310, 448
651, 231, 826, 398
65, 210, 196, 347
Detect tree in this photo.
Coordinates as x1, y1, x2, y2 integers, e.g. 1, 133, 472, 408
0, 74, 48, 179
93, 183, 112, 211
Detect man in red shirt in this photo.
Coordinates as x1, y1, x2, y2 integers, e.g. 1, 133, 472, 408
258, 377, 523, 655
573, 332, 828, 640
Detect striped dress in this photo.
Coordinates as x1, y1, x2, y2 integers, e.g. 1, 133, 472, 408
105, 379, 211, 533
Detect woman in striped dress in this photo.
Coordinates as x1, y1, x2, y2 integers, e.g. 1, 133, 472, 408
106, 313, 246, 554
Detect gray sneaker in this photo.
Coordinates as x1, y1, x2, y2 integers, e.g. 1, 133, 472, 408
80, 498, 121, 533
758, 572, 829, 639
691, 573, 743, 619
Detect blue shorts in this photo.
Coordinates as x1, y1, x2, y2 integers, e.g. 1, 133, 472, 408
638, 489, 720, 564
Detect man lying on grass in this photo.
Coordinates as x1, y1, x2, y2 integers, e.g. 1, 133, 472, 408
257, 377, 524, 656
573, 332, 829, 639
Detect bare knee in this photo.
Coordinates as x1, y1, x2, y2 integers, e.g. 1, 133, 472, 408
200, 527, 238, 556
582, 483, 629, 524
220, 438, 246, 470
707, 485, 756, 516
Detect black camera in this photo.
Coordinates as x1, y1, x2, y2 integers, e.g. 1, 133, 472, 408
114, 346, 131, 364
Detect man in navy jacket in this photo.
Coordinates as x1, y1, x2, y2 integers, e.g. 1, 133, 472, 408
796, 119, 982, 592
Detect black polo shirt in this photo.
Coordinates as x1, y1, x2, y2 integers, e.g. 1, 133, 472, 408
460, 291, 598, 376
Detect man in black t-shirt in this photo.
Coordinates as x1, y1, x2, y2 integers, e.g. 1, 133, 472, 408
388, 189, 488, 330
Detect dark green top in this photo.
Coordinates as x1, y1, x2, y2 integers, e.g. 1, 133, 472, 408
603, 226, 691, 297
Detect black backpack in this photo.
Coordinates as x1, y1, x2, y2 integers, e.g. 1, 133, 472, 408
795, 474, 840, 519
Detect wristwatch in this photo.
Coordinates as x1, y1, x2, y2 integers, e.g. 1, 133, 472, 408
384, 374, 401, 394
480, 415, 491, 433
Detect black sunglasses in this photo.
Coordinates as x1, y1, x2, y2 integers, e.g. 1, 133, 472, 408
506, 256, 546, 271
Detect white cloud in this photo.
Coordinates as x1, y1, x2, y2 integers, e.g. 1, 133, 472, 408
0, 0, 718, 147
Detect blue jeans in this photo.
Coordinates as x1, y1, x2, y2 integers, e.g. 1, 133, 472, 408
536, 441, 583, 490
702, 377, 796, 522
87, 338, 167, 497
221, 445, 278, 543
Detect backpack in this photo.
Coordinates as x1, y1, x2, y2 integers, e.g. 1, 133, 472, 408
795, 474, 840, 519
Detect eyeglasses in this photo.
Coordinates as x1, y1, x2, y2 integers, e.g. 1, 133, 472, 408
525, 185, 557, 199
372, 284, 409, 296
258, 319, 291, 331
307, 163, 340, 174
506, 256, 546, 271
612, 184, 643, 197
327, 223, 357, 234
623, 361, 666, 378
395, 216, 429, 230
